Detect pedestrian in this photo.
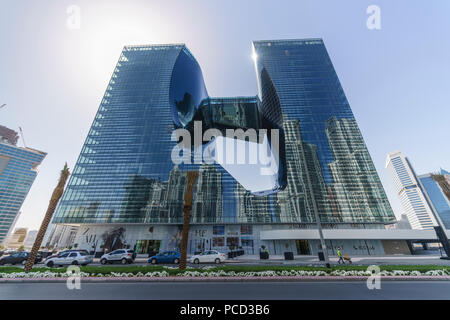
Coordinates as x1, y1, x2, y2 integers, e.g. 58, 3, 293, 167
337, 247, 345, 264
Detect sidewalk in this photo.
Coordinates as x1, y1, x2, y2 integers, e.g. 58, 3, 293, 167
224, 254, 449, 266
87, 254, 449, 266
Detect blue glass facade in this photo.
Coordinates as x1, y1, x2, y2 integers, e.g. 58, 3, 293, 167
419, 172, 450, 229
0, 142, 46, 243
253, 39, 395, 223
53, 39, 395, 227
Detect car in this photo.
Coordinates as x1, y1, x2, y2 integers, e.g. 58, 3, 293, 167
188, 250, 226, 264
100, 249, 135, 265
0, 252, 42, 266
148, 251, 180, 264
44, 249, 90, 261
45, 251, 93, 267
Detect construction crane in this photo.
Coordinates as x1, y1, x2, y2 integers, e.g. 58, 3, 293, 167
19, 126, 27, 148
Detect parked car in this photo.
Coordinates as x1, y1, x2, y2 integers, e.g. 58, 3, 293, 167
45, 251, 93, 267
0, 252, 42, 265
128, 249, 137, 260
189, 250, 226, 264
100, 249, 135, 264
148, 251, 180, 264
44, 249, 90, 261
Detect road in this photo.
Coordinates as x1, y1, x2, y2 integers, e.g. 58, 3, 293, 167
1, 281, 450, 300
2, 253, 449, 269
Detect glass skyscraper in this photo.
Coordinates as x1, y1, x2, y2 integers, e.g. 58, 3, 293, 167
51, 39, 395, 254
0, 134, 46, 244
419, 169, 450, 229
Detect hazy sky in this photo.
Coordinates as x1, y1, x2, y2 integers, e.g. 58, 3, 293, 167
1, 0, 449, 230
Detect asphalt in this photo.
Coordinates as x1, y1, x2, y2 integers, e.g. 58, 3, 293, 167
1, 281, 450, 300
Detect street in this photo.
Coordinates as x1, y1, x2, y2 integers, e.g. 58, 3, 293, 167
1, 281, 450, 300
2, 253, 448, 269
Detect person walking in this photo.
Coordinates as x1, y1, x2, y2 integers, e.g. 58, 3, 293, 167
337, 247, 345, 264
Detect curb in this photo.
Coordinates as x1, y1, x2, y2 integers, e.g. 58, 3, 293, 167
1, 276, 450, 283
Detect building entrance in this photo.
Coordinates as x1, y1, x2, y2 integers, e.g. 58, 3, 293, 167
296, 240, 311, 255
135, 240, 161, 256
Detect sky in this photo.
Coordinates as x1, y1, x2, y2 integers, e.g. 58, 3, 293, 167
1, 0, 449, 230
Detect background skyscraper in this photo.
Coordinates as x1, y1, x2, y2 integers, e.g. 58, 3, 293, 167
386, 151, 437, 230
418, 169, 450, 229
0, 126, 46, 244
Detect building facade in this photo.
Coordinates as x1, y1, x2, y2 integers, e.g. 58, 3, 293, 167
418, 169, 450, 229
0, 129, 46, 244
49, 39, 396, 255
386, 151, 438, 230
23, 230, 38, 250
4, 227, 27, 249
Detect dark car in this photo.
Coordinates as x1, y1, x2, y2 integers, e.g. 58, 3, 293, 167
0, 252, 42, 265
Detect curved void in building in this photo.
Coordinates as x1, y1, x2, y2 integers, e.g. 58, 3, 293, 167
169, 48, 208, 128
168, 46, 287, 196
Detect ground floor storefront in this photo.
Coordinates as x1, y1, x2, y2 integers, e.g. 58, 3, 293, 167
48, 223, 442, 257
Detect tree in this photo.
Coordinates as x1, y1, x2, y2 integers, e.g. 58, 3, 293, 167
24, 163, 70, 271
179, 171, 199, 270
17, 245, 25, 252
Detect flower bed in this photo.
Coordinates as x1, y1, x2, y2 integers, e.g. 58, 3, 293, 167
1, 267, 449, 279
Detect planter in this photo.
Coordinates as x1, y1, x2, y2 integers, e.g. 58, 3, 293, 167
284, 252, 294, 260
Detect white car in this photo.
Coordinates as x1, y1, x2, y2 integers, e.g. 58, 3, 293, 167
100, 249, 135, 264
189, 250, 226, 264
45, 251, 93, 267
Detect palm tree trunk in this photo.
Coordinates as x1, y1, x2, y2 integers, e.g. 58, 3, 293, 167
179, 170, 199, 270
24, 163, 70, 271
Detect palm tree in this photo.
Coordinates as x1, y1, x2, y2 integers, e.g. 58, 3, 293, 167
24, 163, 70, 271
179, 170, 199, 270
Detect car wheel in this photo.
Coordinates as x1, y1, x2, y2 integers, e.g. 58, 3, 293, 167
46, 261, 54, 268
215, 258, 221, 264
121, 258, 127, 264
72, 261, 79, 265
150, 258, 157, 265
194, 258, 200, 264
100, 259, 107, 265
173, 258, 179, 264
